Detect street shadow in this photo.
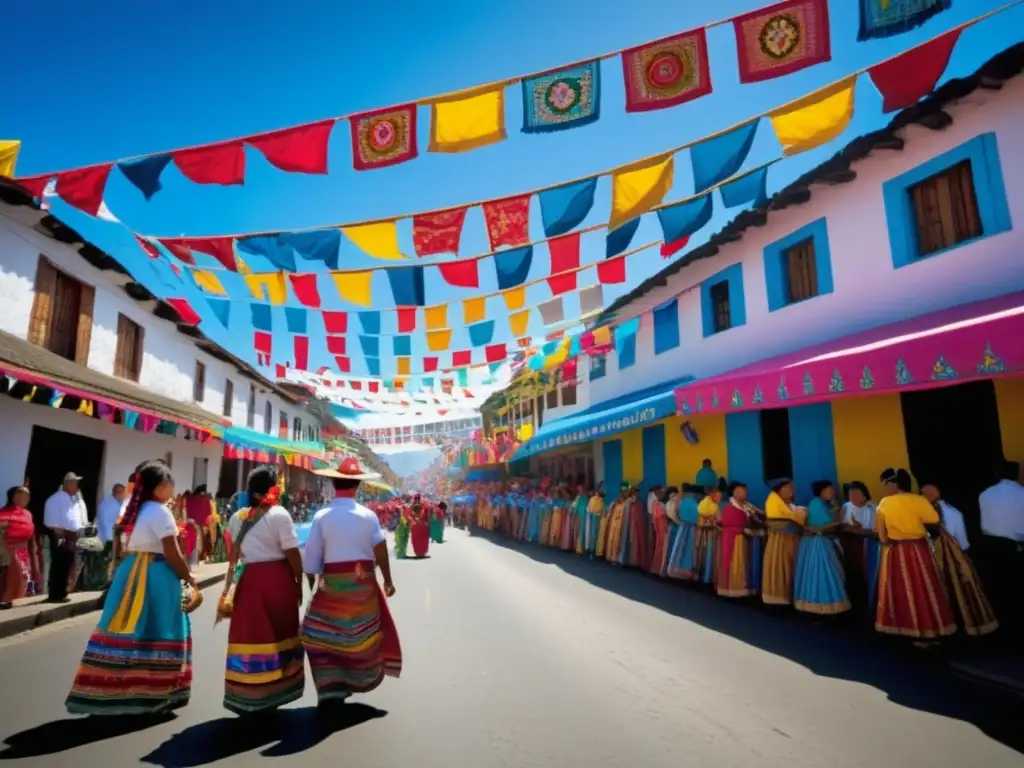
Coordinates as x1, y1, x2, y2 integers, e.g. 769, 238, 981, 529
0, 713, 176, 759
140, 704, 387, 767
475, 530, 1024, 755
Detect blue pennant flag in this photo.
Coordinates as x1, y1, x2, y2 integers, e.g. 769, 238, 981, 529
691, 121, 759, 193
238, 230, 342, 272
358, 311, 381, 335
366, 357, 381, 378
494, 246, 533, 290
207, 298, 231, 328
469, 320, 495, 347
720, 167, 769, 208
387, 266, 426, 306
606, 218, 640, 258
393, 335, 412, 356
250, 303, 273, 332
118, 154, 172, 200
359, 335, 380, 358
657, 195, 713, 244
538, 177, 597, 237
284, 307, 307, 335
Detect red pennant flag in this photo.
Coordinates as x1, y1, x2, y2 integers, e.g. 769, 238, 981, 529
135, 235, 161, 259
56, 164, 113, 216
326, 335, 347, 355
368, 382, 380, 394
545, 330, 565, 341
172, 141, 245, 186
334, 355, 351, 373
548, 232, 580, 273
661, 235, 690, 258
186, 236, 237, 271
485, 343, 507, 363
597, 256, 626, 284
397, 307, 417, 333
158, 239, 196, 265
622, 28, 713, 113
868, 29, 961, 114
423, 357, 439, 373
254, 331, 272, 365
323, 311, 348, 334
350, 380, 363, 391
275, 364, 287, 379
517, 337, 532, 349
165, 297, 202, 325
441, 379, 454, 394
14, 174, 52, 199
288, 274, 321, 308
452, 350, 472, 367
482, 194, 531, 250
563, 358, 578, 380
317, 366, 330, 375
547, 271, 576, 296
293, 336, 310, 370
437, 259, 480, 288
412, 208, 468, 256
247, 120, 335, 174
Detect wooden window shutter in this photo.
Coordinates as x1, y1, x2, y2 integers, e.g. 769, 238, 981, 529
134, 321, 145, 380
75, 283, 95, 366
28, 257, 58, 348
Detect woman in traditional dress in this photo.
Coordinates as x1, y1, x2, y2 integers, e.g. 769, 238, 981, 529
666, 485, 701, 580
840, 481, 880, 618
538, 491, 553, 546
410, 499, 431, 558
429, 502, 445, 544
660, 487, 680, 578
626, 487, 648, 569
920, 482, 998, 637
793, 481, 851, 615
219, 465, 305, 715
548, 490, 564, 548
648, 488, 669, 575
560, 487, 576, 551
585, 488, 603, 558
66, 461, 196, 715
604, 484, 630, 565
874, 469, 956, 641
695, 481, 724, 584
301, 457, 401, 704
762, 478, 807, 606
0, 486, 35, 608
717, 482, 756, 598
394, 505, 410, 560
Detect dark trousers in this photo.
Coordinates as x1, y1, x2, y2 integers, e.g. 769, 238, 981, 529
47, 531, 73, 600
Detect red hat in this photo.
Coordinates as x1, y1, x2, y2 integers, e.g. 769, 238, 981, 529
314, 456, 381, 480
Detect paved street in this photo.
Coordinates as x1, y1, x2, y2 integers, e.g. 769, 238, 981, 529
0, 529, 1021, 767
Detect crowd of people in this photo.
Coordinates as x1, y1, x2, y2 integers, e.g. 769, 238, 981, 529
372, 497, 447, 560
55, 455, 400, 717
449, 460, 1024, 643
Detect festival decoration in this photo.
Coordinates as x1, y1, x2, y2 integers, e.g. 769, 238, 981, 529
621, 29, 712, 113
769, 77, 856, 156
341, 221, 406, 261
720, 166, 769, 208
521, 61, 601, 133
428, 85, 507, 154
858, 0, 952, 41
245, 272, 288, 305
609, 154, 674, 231
250, 120, 335, 174
331, 270, 373, 307
483, 195, 531, 250
192, 270, 227, 295
0, 141, 21, 176
867, 28, 962, 113
412, 208, 467, 256
657, 194, 713, 245
509, 310, 531, 337
733, 0, 831, 84
691, 121, 759, 193
349, 105, 418, 171
289, 273, 321, 308
172, 141, 246, 185
538, 177, 598, 237
606, 218, 641, 258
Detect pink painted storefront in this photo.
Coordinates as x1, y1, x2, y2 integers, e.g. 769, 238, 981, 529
674, 292, 1024, 417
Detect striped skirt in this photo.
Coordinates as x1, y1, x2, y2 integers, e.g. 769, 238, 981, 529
301, 561, 402, 702
224, 560, 305, 714
66, 553, 191, 715
933, 531, 999, 637
793, 535, 851, 615
876, 539, 956, 639
762, 526, 801, 606
666, 521, 697, 580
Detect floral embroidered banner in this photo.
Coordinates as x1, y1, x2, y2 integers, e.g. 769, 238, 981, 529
350, 104, 418, 171
621, 28, 712, 113
412, 207, 467, 256
521, 61, 601, 133
733, 0, 831, 84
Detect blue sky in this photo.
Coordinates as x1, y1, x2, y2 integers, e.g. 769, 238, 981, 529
4, 0, 1020, 411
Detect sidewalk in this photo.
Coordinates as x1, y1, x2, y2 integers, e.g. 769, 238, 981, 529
0, 561, 228, 640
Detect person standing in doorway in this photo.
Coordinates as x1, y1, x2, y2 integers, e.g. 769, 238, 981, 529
696, 459, 717, 491
978, 461, 1024, 636
43, 472, 88, 603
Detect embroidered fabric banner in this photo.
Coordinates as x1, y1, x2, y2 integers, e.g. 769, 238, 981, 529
868, 28, 961, 113
769, 77, 855, 156
350, 104, 418, 171
858, 0, 951, 41
606, 218, 640, 258
733, 0, 831, 84
621, 29, 712, 113
342, 221, 406, 260
249, 120, 335, 174
245, 273, 288, 305
462, 297, 486, 325
483, 194, 531, 250
469, 320, 496, 347
609, 154, 674, 231
494, 246, 534, 290
412, 208, 467, 256
0, 140, 20, 176
720, 166, 769, 207
428, 85, 506, 154
657, 194, 713, 244
331, 270, 373, 307
539, 177, 598, 237
502, 286, 527, 311
509, 310, 531, 337
579, 285, 604, 315
425, 304, 448, 330
538, 297, 565, 326
690, 120, 759, 193
387, 266, 426, 306
427, 330, 453, 352
192, 270, 226, 295
172, 141, 245, 185
521, 61, 601, 133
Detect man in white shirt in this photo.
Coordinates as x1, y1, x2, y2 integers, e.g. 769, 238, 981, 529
95, 484, 126, 546
43, 472, 89, 603
978, 461, 1024, 634
920, 483, 969, 550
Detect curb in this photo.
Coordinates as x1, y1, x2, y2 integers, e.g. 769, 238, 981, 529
0, 570, 227, 640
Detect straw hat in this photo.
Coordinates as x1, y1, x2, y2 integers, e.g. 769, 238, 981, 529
314, 456, 381, 480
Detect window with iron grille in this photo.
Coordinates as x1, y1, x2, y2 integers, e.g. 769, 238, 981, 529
783, 237, 819, 304
909, 159, 982, 257
710, 281, 731, 333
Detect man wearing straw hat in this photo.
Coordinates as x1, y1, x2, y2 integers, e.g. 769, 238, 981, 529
301, 457, 402, 705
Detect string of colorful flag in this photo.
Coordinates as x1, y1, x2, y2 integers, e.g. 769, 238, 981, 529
8, 0, 957, 202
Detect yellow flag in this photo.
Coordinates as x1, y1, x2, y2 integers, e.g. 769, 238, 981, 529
609, 153, 674, 231
397, 357, 411, 376
509, 309, 530, 337
462, 297, 486, 325
769, 78, 856, 157
425, 304, 447, 330
235, 255, 253, 274
192, 270, 227, 296
502, 286, 526, 311
428, 84, 506, 154
0, 140, 21, 177
341, 221, 406, 260
245, 273, 288, 305
592, 326, 612, 346
331, 270, 373, 307
427, 329, 452, 352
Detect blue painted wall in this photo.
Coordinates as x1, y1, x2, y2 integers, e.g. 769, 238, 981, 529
641, 424, 667, 496
788, 403, 838, 505
602, 439, 623, 506
725, 411, 766, 507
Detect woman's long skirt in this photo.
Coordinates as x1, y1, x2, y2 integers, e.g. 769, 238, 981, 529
661, 523, 680, 577
66, 553, 191, 715
301, 561, 402, 702
605, 512, 627, 566
585, 514, 601, 557
666, 521, 697, 580
650, 519, 669, 576
793, 535, 851, 615
224, 560, 304, 714
693, 526, 716, 584
717, 529, 753, 598
394, 524, 409, 559
560, 512, 574, 551
596, 515, 609, 558
746, 531, 765, 595
875, 539, 956, 639
933, 531, 999, 636
429, 517, 445, 544
762, 528, 801, 606
410, 523, 430, 558
627, 507, 648, 569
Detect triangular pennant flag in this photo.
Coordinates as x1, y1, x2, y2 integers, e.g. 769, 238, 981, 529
342, 221, 406, 260
56, 164, 114, 216
609, 154, 674, 231
867, 29, 961, 113
247, 120, 335, 174
288, 274, 321, 308
172, 141, 245, 185
538, 177, 598, 237
118, 154, 172, 200
769, 78, 856, 157
690, 121, 758, 193
331, 270, 373, 307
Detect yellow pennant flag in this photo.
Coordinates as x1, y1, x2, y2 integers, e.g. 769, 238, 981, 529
192, 270, 227, 296
462, 297, 486, 325
509, 309, 530, 337
425, 304, 448, 330
245, 273, 288, 305
609, 153, 674, 231
769, 78, 856, 157
428, 84, 506, 154
427, 329, 453, 352
502, 286, 526, 311
397, 357, 411, 376
331, 270, 373, 307
0, 140, 21, 177
341, 222, 406, 261
592, 326, 612, 346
